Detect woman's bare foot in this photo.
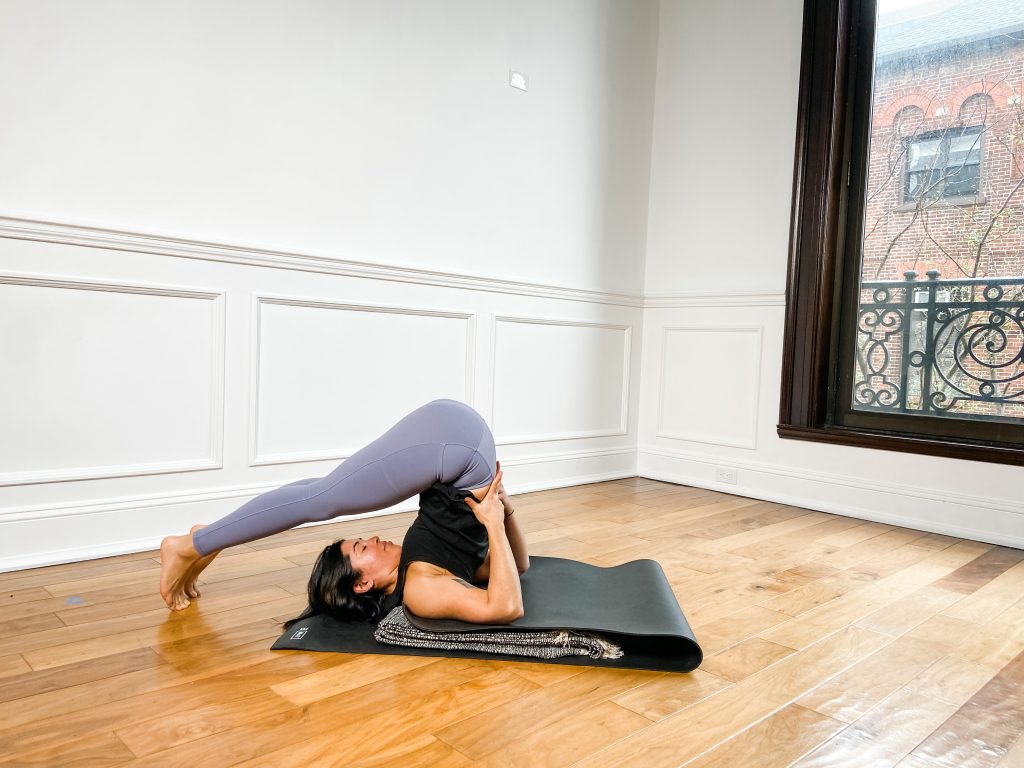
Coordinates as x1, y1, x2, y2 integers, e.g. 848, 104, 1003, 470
182, 525, 219, 599
159, 526, 205, 610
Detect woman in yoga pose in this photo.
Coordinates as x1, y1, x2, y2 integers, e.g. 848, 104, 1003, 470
159, 399, 529, 626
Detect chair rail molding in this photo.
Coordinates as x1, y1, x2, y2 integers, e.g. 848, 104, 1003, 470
644, 290, 786, 308
0, 214, 645, 308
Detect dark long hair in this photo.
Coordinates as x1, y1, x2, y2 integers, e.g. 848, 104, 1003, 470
282, 539, 389, 630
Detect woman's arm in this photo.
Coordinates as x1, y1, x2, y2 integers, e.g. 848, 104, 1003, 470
403, 468, 524, 623
474, 510, 529, 581
497, 481, 529, 574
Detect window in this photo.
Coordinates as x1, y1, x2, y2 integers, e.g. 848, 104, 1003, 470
904, 126, 982, 202
779, 0, 1024, 466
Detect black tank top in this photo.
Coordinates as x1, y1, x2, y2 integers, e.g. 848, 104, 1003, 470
380, 482, 488, 616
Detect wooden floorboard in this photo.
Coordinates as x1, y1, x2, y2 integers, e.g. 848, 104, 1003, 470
1, 478, 1022, 767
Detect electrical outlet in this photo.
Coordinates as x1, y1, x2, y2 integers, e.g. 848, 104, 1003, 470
715, 467, 738, 485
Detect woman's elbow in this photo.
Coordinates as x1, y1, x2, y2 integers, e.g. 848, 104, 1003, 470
495, 601, 524, 623
518, 558, 530, 575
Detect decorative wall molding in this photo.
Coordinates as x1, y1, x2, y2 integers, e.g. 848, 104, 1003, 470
0, 445, 637, 571
0, 271, 224, 302
0, 482, 265, 525
0, 272, 226, 486
0, 215, 645, 308
656, 325, 764, 449
503, 445, 635, 466
249, 294, 477, 466
0, 536, 171, 573
0, 445, 636, 526
639, 463, 1024, 550
645, 290, 786, 308
0, 217, 794, 310
489, 314, 633, 445
639, 444, 1023, 518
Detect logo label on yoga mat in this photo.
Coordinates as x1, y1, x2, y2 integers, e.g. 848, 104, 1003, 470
290, 627, 309, 640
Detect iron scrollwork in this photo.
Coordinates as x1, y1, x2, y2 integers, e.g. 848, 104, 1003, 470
855, 271, 1024, 420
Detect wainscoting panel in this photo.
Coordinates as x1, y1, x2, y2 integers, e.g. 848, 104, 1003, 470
656, 325, 763, 449
490, 315, 632, 445
251, 296, 475, 466
0, 222, 641, 570
639, 297, 1023, 550
0, 272, 225, 486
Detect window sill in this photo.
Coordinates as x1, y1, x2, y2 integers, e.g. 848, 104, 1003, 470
894, 195, 988, 212
777, 424, 1024, 465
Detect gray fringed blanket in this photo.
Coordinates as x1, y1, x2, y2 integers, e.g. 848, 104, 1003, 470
374, 606, 623, 661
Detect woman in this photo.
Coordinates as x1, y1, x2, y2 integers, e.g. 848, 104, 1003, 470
159, 399, 529, 626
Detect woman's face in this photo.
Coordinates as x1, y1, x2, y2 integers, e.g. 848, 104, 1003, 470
340, 536, 401, 593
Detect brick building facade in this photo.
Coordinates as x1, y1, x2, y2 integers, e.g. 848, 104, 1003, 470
862, 1, 1024, 281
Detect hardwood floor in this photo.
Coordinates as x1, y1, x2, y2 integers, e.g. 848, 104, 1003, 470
2, 477, 1023, 767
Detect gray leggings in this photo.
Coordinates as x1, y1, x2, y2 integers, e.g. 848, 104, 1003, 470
192, 399, 497, 555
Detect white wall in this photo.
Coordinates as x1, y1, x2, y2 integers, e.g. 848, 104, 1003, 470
4, 0, 1019, 573
0, 0, 657, 570
644, 0, 797, 296
638, 0, 1024, 548
0, 0, 657, 296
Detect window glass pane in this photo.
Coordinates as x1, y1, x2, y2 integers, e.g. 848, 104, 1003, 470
906, 170, 928, 199
947, 131, 982, 165
855, 0, 1024, 424
908, 137, 941, 170
945, 163, 980, 196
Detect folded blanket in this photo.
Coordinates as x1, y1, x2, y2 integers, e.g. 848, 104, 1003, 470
374, 606, 623, 661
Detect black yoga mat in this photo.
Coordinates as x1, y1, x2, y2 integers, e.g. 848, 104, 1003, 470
271, 556, 702, 673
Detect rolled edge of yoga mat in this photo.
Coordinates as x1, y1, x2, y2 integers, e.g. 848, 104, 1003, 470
406, 556, 702, 671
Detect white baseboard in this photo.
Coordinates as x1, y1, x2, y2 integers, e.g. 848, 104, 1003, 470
638, 447, 1024, 549
13, 438, 1015, 572
0, 452, 636, 572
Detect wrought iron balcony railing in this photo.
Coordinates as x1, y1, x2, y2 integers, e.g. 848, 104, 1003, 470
856, 271, 1024, 420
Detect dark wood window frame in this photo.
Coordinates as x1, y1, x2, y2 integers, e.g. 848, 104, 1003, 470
778, 0, 1024, 466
